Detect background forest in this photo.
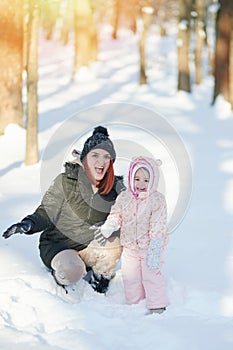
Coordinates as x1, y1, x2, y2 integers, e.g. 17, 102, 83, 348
0, 0, 233, 164
0, 1, 233, 349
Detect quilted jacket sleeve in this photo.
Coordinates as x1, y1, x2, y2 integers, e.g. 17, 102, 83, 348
24, 174, 65, 233
101, 191, 125, 234
149, 193, 168, 247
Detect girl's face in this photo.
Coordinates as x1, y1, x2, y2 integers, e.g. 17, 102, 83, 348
84, 148, 111, 184
134, 167, 150, 195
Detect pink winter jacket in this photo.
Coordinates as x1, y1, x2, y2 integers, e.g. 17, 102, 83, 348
104, 156, 168, 250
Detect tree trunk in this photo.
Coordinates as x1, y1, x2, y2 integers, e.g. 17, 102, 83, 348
0, 0, 24, 134
157, 0, 167, 36
112, 0, 121, 39
213, 0, 231, 103
177, 0, 192, 92
206, 6, 216, 76
73, 0, 98, 76
57, 0, 73, 45
25, 0, 39, 165
40, 0, 59, 41
229, 12, 233, 108
195, 0, 205, 85
129, 0, 139, 34
139, 5, 153, 85
23, 0, 29, 71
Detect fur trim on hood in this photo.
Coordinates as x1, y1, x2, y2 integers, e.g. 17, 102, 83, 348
128, 156, 162, 198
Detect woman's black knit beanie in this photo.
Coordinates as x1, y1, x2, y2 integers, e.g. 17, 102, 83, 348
80, 126, 116, 163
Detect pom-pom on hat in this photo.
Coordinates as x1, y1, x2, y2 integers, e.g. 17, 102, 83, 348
80, 126, 116, 163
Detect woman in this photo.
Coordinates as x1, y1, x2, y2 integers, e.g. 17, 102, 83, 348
2, 126, 125, 294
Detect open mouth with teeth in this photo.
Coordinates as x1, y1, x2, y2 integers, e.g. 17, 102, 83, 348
136, 187, 147, 192
95, 167, 105, 176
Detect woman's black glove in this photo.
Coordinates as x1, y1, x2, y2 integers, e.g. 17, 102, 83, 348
2, 220, 33, 239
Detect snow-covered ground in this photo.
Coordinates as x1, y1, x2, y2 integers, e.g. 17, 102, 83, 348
0, 24, 233, 349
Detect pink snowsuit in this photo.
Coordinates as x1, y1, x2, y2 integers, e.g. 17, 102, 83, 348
104, 156, 168, 309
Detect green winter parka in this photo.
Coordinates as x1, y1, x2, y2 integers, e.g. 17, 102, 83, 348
25, 162, 125, 268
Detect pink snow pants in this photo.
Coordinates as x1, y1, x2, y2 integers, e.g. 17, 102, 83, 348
121, 247, 168, 309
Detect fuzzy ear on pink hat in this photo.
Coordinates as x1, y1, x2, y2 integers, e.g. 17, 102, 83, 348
155, 159, 162, 167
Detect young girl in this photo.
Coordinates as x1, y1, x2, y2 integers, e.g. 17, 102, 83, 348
94, 156, 168, 313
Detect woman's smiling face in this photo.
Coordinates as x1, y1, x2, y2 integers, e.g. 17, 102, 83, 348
84, 148, 111, 184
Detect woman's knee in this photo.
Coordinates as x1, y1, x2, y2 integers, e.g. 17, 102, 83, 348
95, 245, 122, 275
81, 237, 122, 277
51, 249, 86, 285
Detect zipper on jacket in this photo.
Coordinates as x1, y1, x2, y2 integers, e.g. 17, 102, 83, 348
87, 193, 94, 221
135, 199, 139, 246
